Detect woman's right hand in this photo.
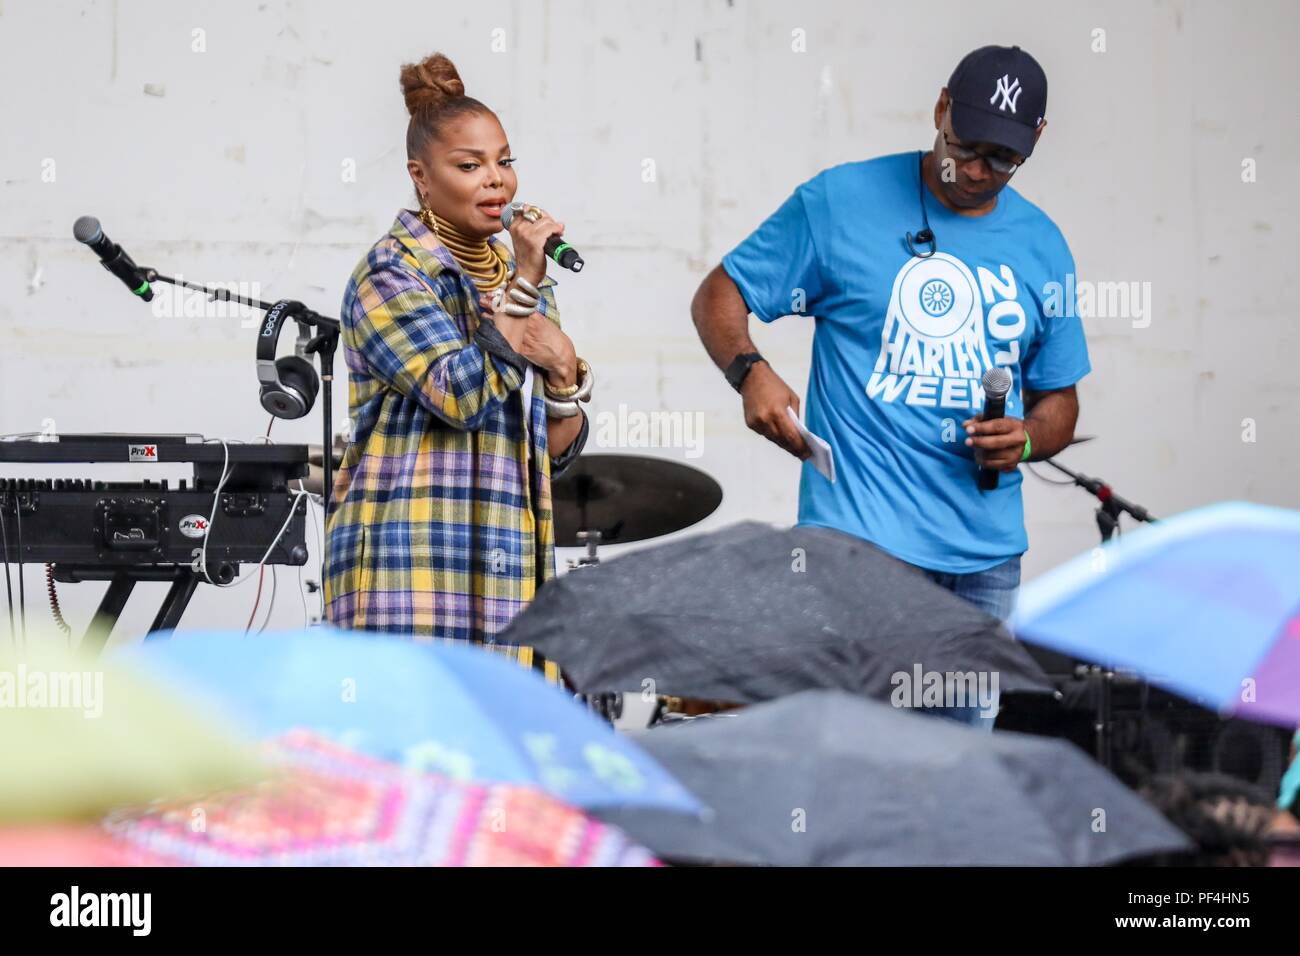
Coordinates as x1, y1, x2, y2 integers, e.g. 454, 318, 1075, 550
507, 205, 565, 286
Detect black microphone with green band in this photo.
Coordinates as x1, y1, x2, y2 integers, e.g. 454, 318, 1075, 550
73, 216, 154, 301
500, 203, 585, 273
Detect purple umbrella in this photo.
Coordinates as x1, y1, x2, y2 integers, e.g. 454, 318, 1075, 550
1011, 501, 1300, 726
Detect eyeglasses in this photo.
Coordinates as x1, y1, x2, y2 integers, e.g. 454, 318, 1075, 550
942, 130, 1023, 176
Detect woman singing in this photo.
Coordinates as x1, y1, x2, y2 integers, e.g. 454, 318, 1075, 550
324, 52, 591, 660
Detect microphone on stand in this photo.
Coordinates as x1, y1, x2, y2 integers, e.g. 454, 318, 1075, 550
977, 367, 1013, 491
73, 216, 154, 301
501, 202, 585, 273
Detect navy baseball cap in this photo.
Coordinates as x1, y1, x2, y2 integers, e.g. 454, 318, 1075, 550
947, 45, 1047, 158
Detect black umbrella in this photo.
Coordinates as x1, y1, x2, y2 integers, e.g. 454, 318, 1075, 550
507, 522, 1051, 703
593, 691, 1193, 866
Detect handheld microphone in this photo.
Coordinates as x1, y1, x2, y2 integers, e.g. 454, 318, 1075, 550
977, 367, 1013, 491
73, 216, 153, 301
501, 203, 584, 273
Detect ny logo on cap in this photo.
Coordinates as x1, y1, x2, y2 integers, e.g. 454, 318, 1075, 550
990, 74, 1022, 113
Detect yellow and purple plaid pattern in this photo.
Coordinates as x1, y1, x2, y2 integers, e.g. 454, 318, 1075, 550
324, 209, 585, 667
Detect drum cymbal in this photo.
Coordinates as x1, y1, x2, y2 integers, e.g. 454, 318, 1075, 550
306, 438, 346, 469
551, 454, 723, 547
301, 436, 347, 495
301, 464, 326, 497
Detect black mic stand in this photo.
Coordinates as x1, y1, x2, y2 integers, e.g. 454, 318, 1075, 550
1041, 458, 1158, 542
141, 269, 341, 520
1039, 455, 1158, 769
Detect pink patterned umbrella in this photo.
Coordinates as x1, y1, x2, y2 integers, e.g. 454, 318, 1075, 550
0, 826, 170, 867
0, 731, 659, 867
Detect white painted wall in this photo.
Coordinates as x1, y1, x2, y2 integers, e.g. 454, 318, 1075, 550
1, 0, 1296, 646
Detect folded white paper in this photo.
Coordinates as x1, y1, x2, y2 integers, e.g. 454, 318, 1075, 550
786, 406, 835, 483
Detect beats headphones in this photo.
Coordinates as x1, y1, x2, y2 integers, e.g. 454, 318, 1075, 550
256, 299, 321, 419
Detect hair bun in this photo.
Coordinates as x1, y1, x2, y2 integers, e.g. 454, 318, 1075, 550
399, 53, 465, 116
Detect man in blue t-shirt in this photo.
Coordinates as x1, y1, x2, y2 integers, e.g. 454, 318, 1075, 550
691, 45, 1090, 623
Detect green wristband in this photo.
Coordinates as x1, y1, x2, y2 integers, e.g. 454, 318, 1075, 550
1020, 432, 1033, 462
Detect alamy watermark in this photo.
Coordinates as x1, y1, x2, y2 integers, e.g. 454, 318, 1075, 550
50, 886, 150, 936
149, 274, 263, 325
0, 663, 103, 718
890, 664, 999, 719
593, 403, 704, 459
1042, 274, 1152, 329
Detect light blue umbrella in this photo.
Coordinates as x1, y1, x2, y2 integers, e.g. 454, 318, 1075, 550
1011, 501, 1300, 726
116, 627, 702, 815
1279, 731, 1300, 811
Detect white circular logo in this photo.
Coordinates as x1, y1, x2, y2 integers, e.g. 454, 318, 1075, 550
894, 256, 977, 340
178, 514, 209, 539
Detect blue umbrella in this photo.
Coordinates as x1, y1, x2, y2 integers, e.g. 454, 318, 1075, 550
1010, 501, 1300, 726
115, 627, 702, 815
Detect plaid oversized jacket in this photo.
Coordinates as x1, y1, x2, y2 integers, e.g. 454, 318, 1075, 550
323, 209, 588, 643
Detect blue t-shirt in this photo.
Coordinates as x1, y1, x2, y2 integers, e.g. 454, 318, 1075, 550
722, 151, 1091, 574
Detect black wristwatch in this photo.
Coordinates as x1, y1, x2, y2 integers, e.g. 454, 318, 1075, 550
725, 352, 766, 393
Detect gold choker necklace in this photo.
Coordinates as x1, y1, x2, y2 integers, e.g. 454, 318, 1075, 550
418, 207, 511, 291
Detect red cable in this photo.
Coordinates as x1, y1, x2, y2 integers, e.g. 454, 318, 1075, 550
244, 566, 266, 634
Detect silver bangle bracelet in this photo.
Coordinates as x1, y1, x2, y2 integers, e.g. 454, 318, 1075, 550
544, 396, 582, 418
495, 273, 540, 317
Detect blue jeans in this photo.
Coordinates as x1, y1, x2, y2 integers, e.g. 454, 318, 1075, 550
914, 555, 1021, 732
918, 554, 1022, 623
